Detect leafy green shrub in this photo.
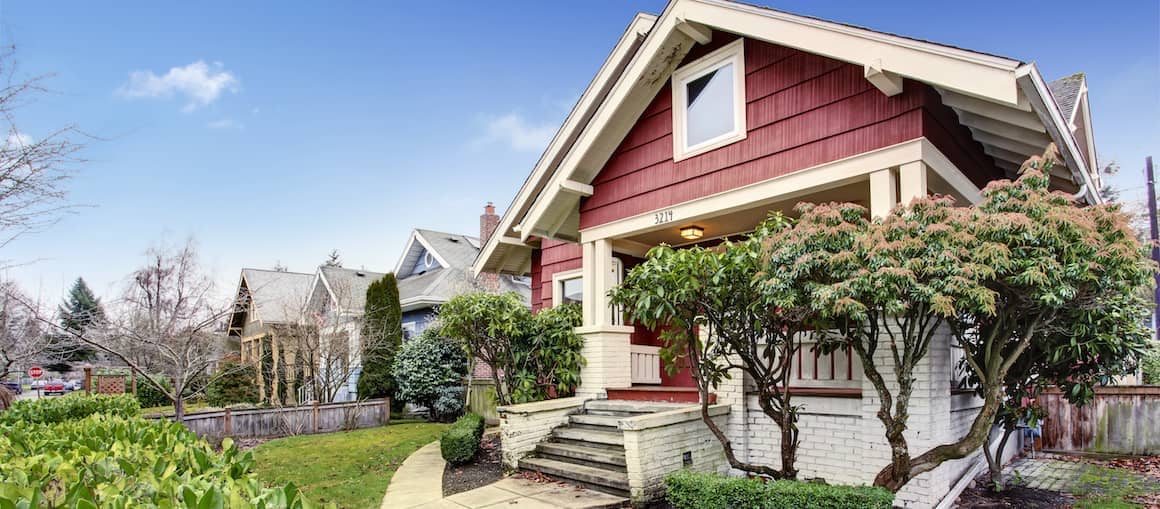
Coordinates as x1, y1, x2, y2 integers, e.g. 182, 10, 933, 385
440, 413, 485, 465
206, 360, 260, 407
0, 393, 139, 425
439, 293, 584, 406
434, 385, 465, 418
0, 413, 320, 508
665, 470, 893, 509
136, 375, 173, 408
1142, 344, 1160, 386
393, 326, 466, 421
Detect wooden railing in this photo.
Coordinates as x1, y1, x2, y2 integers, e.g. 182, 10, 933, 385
630, 344, 662, 384
793, 342, 861, 390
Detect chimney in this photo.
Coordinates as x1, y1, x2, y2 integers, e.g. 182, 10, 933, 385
478, 202, 501, 291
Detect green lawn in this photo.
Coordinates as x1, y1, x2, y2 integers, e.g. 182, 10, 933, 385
251, 422, 448, 509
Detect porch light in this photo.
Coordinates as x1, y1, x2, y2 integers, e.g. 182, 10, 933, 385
679, 225, 704, 240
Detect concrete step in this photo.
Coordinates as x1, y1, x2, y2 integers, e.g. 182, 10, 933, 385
585, 399, 691, 414
536, 441, 627, 469
520, 456, 630, 496
570, 413, 623, 429
553, 426, 624, 446
549, 437, 626, 452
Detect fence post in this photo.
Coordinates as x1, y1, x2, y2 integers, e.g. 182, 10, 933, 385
312, 401, 319, 434
384, 398, 391, 426
224, 407, 232, 435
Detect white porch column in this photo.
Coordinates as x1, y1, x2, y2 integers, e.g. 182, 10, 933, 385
869, 168, 898, 219
576, 238, 633, 398
899, 160, 928, 205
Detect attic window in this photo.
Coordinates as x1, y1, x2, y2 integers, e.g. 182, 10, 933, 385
424, 251, 436, 268
672, 39, 746, 161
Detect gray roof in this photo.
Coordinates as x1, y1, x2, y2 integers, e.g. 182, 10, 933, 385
397, 229, 531, 308
318, 266, 387, 312
1049, 73, 1084, 122
240, 269, 314, 323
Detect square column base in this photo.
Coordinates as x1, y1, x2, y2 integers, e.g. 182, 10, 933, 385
575, 325, 635, 398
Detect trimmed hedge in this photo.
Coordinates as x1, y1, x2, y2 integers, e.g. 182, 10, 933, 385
0, 393, 139, 425
440, 413, 485, 465
666, 470, 894, 509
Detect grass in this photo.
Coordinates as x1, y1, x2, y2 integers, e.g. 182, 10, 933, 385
251, 422, 448, 508
1070, 464, 1154, 509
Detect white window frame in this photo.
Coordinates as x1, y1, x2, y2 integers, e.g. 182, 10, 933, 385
671, 38, 747, 162
551, 269, 584, 308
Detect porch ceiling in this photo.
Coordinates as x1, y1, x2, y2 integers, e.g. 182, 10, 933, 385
622, 181, 868, 248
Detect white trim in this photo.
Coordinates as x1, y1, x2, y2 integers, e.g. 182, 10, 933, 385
578, 138, 980, 242
672, 38, 747, 161
400, 295, 445, 313
581, 139, 923, 242
394, 230, 451, 276
551, 268, 584, 308
1015, 65, 1100, 204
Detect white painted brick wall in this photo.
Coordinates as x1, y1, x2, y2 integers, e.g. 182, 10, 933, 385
498, 398, 587, 468
622, 414, 728, 503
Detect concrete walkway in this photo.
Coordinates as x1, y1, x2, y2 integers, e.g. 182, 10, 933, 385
382, 441, 628, 509
382, 441, 446, 509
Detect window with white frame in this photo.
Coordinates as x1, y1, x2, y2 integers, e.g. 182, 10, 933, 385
672, 39, 746, 161
551, 259, 624, 324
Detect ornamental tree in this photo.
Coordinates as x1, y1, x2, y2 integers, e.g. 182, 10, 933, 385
899, 157, 1154, 490
439, 292, 585, 406
611, 215, 808, 479
392, 326, 467, 421
766, 196, 994, 490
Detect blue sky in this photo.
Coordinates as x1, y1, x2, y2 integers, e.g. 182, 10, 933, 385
1, 0, 1157, 304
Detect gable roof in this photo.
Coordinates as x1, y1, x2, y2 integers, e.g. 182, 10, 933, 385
394, 228, 531, 311
1049, 73, 1084, 124
315, 266, 387, 313
236, 269, 314, 324
474, 0, 1100, 277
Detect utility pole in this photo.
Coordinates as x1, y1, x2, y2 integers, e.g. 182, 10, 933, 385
1147, 156, 1158, 343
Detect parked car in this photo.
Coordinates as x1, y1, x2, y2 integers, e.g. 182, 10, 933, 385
43, 380, 66, 396
65, 380, 82, 391
1, 380, 21, 394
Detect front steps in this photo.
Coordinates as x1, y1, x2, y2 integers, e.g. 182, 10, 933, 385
517, 399, 686, 497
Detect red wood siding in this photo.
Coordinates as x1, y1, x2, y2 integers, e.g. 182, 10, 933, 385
530, 239, 582, 311
578, 35, 1001, 229
580, 35, 928, 229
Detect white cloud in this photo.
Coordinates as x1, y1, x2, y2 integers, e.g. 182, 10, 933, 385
207, 118, 243, 130
119, 60, 239, 112
5, 130, 32, 148
475, 113, 556, 152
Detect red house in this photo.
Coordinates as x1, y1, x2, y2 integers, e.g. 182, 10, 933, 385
473, 1, 1099, 506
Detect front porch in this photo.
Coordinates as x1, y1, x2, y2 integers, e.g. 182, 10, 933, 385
570, 139, 977, 402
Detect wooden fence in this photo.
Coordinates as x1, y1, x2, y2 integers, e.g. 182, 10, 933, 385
467, 380, 499, 425
1040, 387, 1160, 455
154, 399, 390, 439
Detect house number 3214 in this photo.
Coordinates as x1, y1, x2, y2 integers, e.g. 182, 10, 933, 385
654, 210, 674, 225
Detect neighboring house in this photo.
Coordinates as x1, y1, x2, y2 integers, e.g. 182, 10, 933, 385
228, 268, 314, 403
473, 1, 1100, 506
302, 266, 386, 403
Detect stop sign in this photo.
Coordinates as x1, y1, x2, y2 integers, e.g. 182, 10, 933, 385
28, 367, 43, 379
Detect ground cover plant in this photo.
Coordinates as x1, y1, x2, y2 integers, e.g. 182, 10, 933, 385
665, 470, 893, 509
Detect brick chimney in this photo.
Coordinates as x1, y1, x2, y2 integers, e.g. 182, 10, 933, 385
477, 202, 501, 291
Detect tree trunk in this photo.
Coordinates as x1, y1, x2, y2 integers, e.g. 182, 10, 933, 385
986, 424, 1017, 491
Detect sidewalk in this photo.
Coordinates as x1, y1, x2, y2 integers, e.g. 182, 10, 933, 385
382, 441, 628, 509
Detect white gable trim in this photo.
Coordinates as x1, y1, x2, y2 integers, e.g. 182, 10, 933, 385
394, 230, 452, 276
1015, 65, 1100, 204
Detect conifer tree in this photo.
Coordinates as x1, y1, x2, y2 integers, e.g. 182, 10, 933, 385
356, 273, 403, 402
55, 277, 104, 362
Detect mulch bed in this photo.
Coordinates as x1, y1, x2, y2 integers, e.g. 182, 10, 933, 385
443, 434, 503, 497
955, 483, 1073, 508
955, 471, 1074, 508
